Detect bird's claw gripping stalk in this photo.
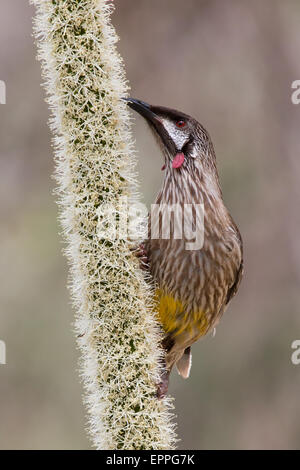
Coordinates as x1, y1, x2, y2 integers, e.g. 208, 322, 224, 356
132, 242, 149, 271
156, 368, 170, 399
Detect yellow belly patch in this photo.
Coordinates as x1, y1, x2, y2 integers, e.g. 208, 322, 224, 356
155, 289, 209, 338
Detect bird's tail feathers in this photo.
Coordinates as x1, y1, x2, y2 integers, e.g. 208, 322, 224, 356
176, 346, 192, 379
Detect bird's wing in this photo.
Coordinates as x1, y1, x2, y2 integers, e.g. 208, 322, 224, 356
225, 215, 243, 305
226, 258, 243, 305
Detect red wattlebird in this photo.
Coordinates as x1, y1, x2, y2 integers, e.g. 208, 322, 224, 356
125, 98, 243, 397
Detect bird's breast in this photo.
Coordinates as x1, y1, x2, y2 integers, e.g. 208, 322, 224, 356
148, 225, 241, 341
147, 173, 242, 342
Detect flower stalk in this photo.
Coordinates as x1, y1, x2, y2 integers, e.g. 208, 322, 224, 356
32, 0, 176, 450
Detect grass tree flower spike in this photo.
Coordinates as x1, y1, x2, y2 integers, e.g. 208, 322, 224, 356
32, 0, 176, 450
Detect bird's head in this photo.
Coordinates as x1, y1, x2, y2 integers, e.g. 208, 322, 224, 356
124, 98, 214, 172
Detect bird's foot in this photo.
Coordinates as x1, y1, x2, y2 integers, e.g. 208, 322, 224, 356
156, 369, 170, 399
133, 242, 149, 271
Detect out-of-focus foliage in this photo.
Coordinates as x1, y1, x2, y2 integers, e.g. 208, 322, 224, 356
0, 0, 300, 449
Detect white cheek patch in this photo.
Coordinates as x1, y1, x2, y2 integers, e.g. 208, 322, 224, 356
162, 119, 189, 151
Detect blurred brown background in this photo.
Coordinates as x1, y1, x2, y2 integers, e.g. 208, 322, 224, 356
1, 0, 300, 449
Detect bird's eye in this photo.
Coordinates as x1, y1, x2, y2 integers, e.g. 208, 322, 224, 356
176, 120, 186, 128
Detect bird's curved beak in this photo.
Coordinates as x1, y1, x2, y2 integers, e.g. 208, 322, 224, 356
123, 98, 158, 123
123, 97, 176, 154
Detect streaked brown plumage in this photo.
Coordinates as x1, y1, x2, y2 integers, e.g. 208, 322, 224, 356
125, 98, 243, 397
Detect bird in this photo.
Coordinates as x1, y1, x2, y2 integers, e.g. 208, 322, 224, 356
125, 98, 243, 398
